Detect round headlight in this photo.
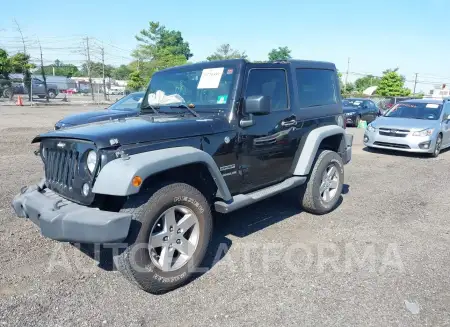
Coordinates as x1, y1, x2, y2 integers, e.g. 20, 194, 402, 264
86, 150, 97, 173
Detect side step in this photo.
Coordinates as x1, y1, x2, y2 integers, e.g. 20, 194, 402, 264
214, 176, 306, 214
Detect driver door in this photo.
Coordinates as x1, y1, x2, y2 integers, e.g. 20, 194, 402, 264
236, 64, 299, 193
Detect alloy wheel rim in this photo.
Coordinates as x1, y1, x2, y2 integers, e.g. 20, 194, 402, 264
435, 138, 441, 155
320, 164, 339, 202
148, 205, 200, 272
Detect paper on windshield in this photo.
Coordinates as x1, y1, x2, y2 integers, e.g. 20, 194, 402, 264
197, 67, 224, 89
353, 101, 362, 105
426, 103, 439, 108
147, 90, 185, 105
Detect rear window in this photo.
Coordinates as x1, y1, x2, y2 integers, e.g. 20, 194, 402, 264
296, 69, 339, 108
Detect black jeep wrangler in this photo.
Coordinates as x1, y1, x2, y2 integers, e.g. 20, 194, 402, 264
12, 59, 352, 294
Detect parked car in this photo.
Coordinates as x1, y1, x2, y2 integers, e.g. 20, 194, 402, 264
54, 92, 145, 129
343, 98, 380, 126
10, 75, 59, 99
379, 96, 415, 113
364, 99, 450, 157
12, 59, 353, 294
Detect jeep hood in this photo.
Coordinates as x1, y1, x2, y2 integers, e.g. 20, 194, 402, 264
57, 109, 138, 127
33, 114, 231, 148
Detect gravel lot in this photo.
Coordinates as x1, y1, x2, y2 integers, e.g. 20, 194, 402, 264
1, 105, 450, 326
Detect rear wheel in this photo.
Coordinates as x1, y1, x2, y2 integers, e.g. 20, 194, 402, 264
113, 182, 213, 294
300, 150, 344, 214
48, 90, 56, 99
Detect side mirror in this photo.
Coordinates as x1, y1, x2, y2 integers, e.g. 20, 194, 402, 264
244, 95, 271, 115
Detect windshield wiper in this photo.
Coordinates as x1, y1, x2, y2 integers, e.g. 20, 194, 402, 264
169, 104, 199, 117
140, 104, 160, 115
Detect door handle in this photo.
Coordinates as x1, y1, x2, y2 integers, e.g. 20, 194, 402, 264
281, 119, 297, 127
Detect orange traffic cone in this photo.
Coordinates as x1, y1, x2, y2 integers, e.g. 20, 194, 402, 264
16, 95, 23, 106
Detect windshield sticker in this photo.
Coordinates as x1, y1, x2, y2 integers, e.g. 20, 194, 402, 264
197, 67, 224, 89
227, 69, 234, 75
426, 103, 439, 108
217, 95, 228, 104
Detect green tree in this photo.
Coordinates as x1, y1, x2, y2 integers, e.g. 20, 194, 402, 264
376, 68, 411, 96
10, 53, 35, 100
77, 62, 114, 78
134, 21, 193, 61
42, 60, 79, 77
0, 48, 11, 77
127, 70, 146, 91
112, 64, 132, 80
354, 75, 381, 92
207, 44, 247, 61
268, 46, 292, 61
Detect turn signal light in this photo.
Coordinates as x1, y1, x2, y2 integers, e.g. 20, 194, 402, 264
132, 176, 142, 187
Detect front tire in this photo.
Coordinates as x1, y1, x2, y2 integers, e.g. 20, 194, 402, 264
300, 150, 344, 215
431, 134, 442, 158
3, 88, 13, 99
114, 183, 213, 294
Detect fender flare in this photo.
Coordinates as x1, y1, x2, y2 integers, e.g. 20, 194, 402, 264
92, 146, 232, 201
293, 125, 346, 176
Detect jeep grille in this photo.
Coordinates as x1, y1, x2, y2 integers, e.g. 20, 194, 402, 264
45, 148, 79, 189
41, 139, 96, 205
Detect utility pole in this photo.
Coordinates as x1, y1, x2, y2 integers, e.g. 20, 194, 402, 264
13, 19, 32, 101
344, 57, 350, 89
413, 73, 418, 95
38, 39, 49, 102
13, 19, 26, 54
100, 44, 108, 101
84, 37, 95, 101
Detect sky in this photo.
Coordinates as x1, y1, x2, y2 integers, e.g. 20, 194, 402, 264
1, 0, 449, 92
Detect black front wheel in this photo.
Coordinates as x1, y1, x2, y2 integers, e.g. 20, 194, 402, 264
113, 182, 213, 294
300, 150, 344, 215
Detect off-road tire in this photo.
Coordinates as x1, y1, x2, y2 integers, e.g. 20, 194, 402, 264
113, 182, 213, 294
300, 150, 344, 215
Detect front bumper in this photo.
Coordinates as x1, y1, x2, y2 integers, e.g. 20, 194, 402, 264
12, 180, 132, 243
364, 129, 435, 153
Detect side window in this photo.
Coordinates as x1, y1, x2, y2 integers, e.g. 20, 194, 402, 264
245, 69, 288, 111
296, 69, 339, 108
443, 102, 450, 119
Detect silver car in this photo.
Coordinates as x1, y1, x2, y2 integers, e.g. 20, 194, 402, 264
364, 99, 450, 157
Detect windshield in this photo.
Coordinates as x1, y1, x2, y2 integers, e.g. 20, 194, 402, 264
384, 102, 442, 120
343, 99, 364, 108
142, 65, 237, 111
108, 92, 144, 111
